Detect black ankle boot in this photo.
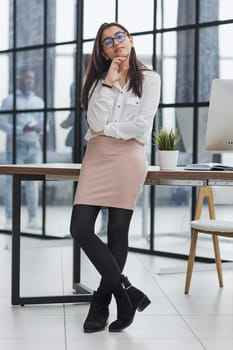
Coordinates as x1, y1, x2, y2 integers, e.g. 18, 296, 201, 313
83, 290, 112, 333
109, 275, 151, 332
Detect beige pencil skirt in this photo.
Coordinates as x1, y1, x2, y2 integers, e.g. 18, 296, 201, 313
73, 136, 147, 210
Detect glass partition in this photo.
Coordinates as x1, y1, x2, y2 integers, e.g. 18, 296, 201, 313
16, 0, 44, 47
48, 0, 76, 44
1, 0, 233, 262
0, 0, 10, 51
219, 23, 233, 78
47, 44, 75, 109
118, 0, 154, 32
83, 0, 115, 39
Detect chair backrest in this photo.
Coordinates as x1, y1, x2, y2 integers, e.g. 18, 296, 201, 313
194, 186, 215, 221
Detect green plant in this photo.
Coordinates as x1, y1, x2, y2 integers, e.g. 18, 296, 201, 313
153, 128, 180, 150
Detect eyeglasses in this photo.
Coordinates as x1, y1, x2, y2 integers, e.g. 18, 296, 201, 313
102, 32, 127, 48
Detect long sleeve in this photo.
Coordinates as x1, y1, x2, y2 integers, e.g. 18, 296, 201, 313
86, 85, 115, 132
85, 71, 161, 144
104, 72, 160, 143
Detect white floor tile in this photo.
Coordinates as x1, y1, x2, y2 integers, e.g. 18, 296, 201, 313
170, 295, 233, 315
65, 314, 195, 339
0, 314, 65, 339
183, 315, 233, 338
201, 338, 233, 350
0, 234, 232, 349
67, 338, 205, 350
0, 339, 66, 350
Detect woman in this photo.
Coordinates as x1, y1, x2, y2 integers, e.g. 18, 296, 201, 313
70, 22, 160, 333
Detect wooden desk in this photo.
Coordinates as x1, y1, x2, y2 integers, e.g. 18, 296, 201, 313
1, 163, 233, 305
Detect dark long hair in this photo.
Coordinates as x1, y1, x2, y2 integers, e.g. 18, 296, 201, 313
81, 22, 149, 111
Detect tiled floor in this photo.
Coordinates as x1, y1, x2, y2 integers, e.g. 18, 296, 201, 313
0, 234, 232, 350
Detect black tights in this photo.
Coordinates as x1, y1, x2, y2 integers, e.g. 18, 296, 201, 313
70, 204, 133, 291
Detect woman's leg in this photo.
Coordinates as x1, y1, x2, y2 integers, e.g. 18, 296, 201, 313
70, 204, 122, 289
70, 204, 150, 332
98, 207, 133, 292
70, 204, 131, 333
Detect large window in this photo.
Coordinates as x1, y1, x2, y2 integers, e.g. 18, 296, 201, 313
0, 0, 233, 261
0, 0, 79, 236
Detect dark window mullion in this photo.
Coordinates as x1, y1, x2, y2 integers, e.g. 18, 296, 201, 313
43, 0, 47, 163
12, 0, 17, 164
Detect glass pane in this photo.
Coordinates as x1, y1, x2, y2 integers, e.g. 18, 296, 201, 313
47, 0, 75, 44
83, 0, 115, 39
155, 108, 193, 162
219, 24, 233, 79
219, 0, 233, 21
157, 0, 196, 29
0, 53, 12, 230
177, 0, 196, 26
0, 0, 10, 50
157, 30, 195, 104
16, 49, 44, 100
45, 180, 73, 238
199, 27, 219, 101
199, 0, 219, 22
47, 45, 75, 109
83, 41, 94, 55
128, 190, 150, 250
16, 0, 44, 47
157, 0, 178, 28
21, 179, 43, 234
118, 0, 154, 32
0, 113, 44, 231
153, 184, 192, 254
0, 53, 12, 113
176, 29, 195, 103
157, 32, 177, 103
133, 34, 153, 68
0, 52, 45, 232
46, 111, 73, 164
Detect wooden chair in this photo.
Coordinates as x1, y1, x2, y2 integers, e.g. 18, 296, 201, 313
184, 186, 233, 294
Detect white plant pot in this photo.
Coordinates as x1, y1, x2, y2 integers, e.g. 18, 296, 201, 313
158, 150, 179, 170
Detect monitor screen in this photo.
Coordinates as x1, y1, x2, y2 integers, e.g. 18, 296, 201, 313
205, 79, 233, 151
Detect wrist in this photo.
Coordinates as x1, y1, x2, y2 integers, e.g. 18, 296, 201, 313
102, 80, 112, 88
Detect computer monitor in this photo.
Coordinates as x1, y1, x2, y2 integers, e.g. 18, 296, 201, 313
205, 79, 233, 151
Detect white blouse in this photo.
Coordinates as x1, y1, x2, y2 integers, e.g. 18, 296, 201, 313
85, 70, 161, 145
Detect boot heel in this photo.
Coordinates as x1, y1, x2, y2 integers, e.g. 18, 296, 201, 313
137, 295, 151, 312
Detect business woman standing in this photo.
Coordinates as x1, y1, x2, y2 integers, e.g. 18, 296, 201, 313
70, 22, 160, 333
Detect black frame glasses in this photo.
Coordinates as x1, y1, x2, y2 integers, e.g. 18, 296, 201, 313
102, 32, 127, 48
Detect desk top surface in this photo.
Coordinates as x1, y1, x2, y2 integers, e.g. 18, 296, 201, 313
1, 163, 233, 183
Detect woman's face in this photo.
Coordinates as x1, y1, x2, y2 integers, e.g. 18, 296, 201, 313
101, 25, 133, 60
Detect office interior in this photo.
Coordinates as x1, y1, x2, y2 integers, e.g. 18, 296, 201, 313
0, 1, 232, 349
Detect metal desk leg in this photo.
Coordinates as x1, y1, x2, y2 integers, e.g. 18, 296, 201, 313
11, 174, 92, 305
11, 174, 21, 305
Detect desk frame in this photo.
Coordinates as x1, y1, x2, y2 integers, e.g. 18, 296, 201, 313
11, 173, 92, 306
1, 164, 233, 305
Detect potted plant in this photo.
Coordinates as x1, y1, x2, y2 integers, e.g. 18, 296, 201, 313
152, 128, 180, 170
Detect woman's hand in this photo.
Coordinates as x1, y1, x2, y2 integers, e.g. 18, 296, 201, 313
103, 57, 127, 86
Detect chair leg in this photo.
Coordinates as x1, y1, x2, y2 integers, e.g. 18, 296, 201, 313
212, 234, 224, 287
184, 230, 198, 294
